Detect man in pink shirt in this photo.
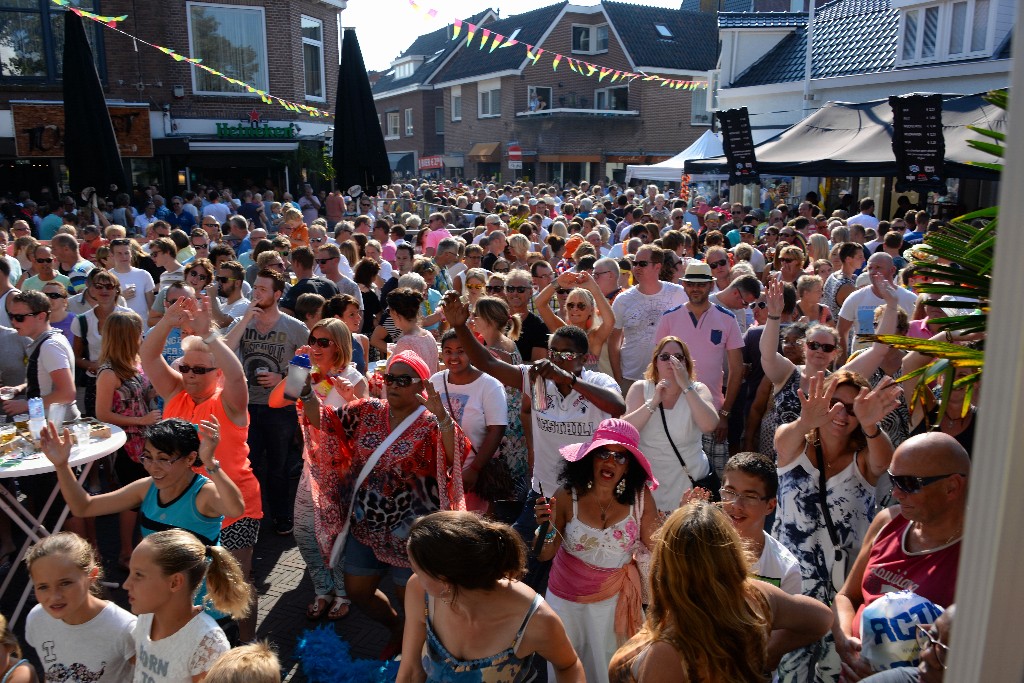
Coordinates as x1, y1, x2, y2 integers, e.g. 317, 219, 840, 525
325, 190, 345, 228
653, 261, 744, 477
423, 212, 452, 257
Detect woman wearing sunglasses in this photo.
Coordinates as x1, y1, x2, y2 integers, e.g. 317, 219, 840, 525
272, 318, 368, 623
42, 281, 73, 344
73, 269, 131, 417
461, 267, 488, 312
301, 349, 467, 660
771, 369, 903, 681
622, 337, 719, 516
533, 271, 614, 372
533, 418, 659, 683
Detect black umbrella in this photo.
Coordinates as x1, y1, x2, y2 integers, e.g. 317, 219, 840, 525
332, 28, 391, 194
62, 10, 127, 199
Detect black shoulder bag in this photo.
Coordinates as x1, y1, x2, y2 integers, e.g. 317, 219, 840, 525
659, 403, 721, 502
442, 373, 516, 502
814, 438, 853, 599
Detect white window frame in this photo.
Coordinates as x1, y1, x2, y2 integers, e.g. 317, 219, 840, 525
527, 85, 553, 112
594, 85, 629, 111
405, 108, 414, 136
478, 78, 501, 118
451, 86, 462, 121
187, 2, 270, 97
571, 24, 610, 55
385, 112, 400, 140
394, 61, 415, 79
300, 14, 326, 102
691, 85, 711, 125
897, 0, 992, 66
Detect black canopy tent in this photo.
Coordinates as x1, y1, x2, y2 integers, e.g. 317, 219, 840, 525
685, 93, 1006, 180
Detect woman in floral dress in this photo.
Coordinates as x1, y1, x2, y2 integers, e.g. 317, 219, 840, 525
534, 419, 659, 683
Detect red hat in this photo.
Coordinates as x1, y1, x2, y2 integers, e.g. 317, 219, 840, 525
559, 418, 658, 490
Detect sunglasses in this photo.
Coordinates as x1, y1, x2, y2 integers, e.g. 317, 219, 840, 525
310, 237, 325, 243
493, 268, 510, 274
914, 625, 949, 668
187, 271, 209, 280
547, 350, 581, 361
780, 232, 796, 238
829, 398, 855, 414
139, 453, 187, 468
7, 312, 39, 322
383, 373, 422, 387
268, 262, 286, 269
277, 250, 290, 257
315, 257, 338, 265
594, 449, 629, 465
749, 301, 767, 309
35, 258, 53, 264
178, 364, 215, 375
307, 336, 335, 348
556, 287, 573, 296
216, 276, 237, 284
192, 243, 209, 250
806, 340, 837, 353
887, 470, 961, 495
505, 285, 530, 294
780, 258, 798, 264
466, 283, 485, 290
708, 259, 729, 269
110, 238, 131, 247
203, 222, 219, 227
485, 285, 504, 294
565, 302, 589, 311
44, 292, 66, 300
657, 353, 685, 362
633, 260, 653, 268
91, 283, 117, 291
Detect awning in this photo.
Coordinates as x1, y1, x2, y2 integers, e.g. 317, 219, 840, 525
467, 142, 501, 162
539, 154, 601, 163
189, 141, 299, 152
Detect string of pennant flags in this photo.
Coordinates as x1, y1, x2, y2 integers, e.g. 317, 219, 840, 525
50, 0, 333, 118
410, 0, 706, 90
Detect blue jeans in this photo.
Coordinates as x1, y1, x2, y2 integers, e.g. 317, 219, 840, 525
513, 489, 552, 596
247, 403, 297, 521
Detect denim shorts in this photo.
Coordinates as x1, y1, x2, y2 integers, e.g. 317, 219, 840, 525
343, 534, 413, 586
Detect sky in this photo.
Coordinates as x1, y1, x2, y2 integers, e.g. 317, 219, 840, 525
343, 0, 684, 72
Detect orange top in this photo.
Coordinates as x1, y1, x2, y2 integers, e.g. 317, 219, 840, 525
165, 386, 263, 526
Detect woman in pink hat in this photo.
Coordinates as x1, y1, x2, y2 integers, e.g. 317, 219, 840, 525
534, 418, 659, 683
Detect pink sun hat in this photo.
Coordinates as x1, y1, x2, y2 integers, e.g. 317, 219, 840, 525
558, 418, 659, 490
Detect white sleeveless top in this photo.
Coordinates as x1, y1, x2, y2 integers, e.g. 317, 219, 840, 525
562, 490, 641, 569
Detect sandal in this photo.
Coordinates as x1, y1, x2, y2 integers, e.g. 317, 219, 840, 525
327, 595, 351, 621
306, 594, 331, 620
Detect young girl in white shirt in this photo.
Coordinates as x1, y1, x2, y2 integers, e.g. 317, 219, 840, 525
25, 532, 135, 682
124, 529, 252, 683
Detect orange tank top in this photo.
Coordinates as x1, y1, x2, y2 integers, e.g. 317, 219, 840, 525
165, 387, 263, 526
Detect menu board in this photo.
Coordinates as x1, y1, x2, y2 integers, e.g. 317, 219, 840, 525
889, 94, 944, 191
716, 107, 760, 185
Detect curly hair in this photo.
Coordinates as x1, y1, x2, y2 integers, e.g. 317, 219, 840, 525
558, 449, 649, 505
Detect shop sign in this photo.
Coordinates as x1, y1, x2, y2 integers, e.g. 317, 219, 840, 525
215, 123, 295, 140
717, 107, 760, 185
418, 155, 443, 170
11, 103, 153, 158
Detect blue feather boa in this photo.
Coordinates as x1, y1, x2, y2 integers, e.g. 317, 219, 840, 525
296, 626, 400, 682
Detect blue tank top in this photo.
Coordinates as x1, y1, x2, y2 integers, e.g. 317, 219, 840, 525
139, 473, 222, 546
352, 337, 366, 374
422, 593, 542, 683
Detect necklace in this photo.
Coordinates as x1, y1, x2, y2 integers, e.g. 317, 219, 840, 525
910, 521, 963, 554
597, 497, 613, 528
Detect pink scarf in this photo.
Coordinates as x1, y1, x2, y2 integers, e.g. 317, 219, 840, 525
548, 546, 643, 645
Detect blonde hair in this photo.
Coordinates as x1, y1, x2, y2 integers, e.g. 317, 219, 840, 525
204, 641, 281, 683
508, 233, 530, 259
25, 531, 103, 596
807, 233, 830, 262
0, 613, 21, 660
565, 287, 600, 331
474, 296, 521, 341
280, 206, 302, 224
98, 310, 144, 381
142, 529, 251, 619
309, 318, 352, 371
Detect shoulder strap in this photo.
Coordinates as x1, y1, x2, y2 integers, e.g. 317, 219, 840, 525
511, 594, 544, 652
659, 405, 697, 487
814, 439, 842, 549
442, 373, 477, 458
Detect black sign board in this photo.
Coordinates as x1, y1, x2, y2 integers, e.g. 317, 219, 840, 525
716, 107, 760, 185
890, 94, 945, 192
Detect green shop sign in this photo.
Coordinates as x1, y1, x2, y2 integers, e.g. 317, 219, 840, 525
216, 123, 295, 140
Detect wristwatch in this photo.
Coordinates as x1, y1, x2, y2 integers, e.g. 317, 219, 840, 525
719, 409, 731, 417
206, 458, 222, 475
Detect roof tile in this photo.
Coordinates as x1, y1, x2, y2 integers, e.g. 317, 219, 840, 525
603, 1, 718, 70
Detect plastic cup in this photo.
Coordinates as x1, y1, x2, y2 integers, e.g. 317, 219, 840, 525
283, 354, 312, 401
48, 402, 68, 427
73, 423, 91, 449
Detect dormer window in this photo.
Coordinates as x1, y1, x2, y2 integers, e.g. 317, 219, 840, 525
394, 61, 415, 79
897, 0, 992, 66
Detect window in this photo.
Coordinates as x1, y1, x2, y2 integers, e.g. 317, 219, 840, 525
0, 0, 103, 82
451, 86, 462, 121
527, 85, 552, 112
301, 15, 325, 101
478, 79, 501, 118
900, 0, 991, 65
572, 24, 609, 55
594, 85, 629, 111
394, 61, 415, 79
405, 108, 414, 136
188, 2, 268, 95
385, 112, 400, 139
655, 24, 673, 38
435, 106, 444, 135
691, 86, 710, 125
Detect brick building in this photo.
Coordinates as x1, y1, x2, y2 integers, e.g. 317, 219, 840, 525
373, 1, 719, 184
0, 0, 344, 198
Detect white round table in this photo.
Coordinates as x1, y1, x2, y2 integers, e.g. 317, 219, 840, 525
0, 424, 126, 623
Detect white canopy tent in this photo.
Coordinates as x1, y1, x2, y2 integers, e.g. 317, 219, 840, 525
625, 130, 726, 182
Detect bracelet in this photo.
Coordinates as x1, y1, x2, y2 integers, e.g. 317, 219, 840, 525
767, 314, 782, 320
865, 423, 883, 439
719, 409, 731, 418
203, 330, 220, 345
206, 458, 222, 475
534, 526, 556, 541
438, 417, 455, 431
569, 373, 578, 389
682, 383, 697, 396
298, 386, 314, 401
645, 400, 656, 414
945, 331, 954, 343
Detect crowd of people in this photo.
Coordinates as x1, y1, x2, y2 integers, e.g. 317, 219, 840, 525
0, 178, 976, 682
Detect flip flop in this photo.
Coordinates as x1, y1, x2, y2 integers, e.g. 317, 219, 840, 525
306, 595, 331, 620
327, 595, 351, 621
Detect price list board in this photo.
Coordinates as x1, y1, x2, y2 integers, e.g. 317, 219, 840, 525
716, 107, 760, 185
889, 94, 945, 191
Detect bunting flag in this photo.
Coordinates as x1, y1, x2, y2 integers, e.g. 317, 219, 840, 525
403, 0, 707, 92
51, 2, 333, 118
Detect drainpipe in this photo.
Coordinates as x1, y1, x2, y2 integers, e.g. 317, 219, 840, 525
803, 0, 815, 117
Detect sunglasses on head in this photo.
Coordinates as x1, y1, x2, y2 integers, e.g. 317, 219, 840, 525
178, 364, 215, 375
505, 285, 530, 294
111, 238, 131, 247
708, 259, 729, 269
806, 340, 837, 353
658, 352, 685, 362
307, 336, 335, 348
594, 449, 629, 465
383, 373, 422, 387
887, 470, 961, 495
547, 349, 581, 361
7, 312, 39, 322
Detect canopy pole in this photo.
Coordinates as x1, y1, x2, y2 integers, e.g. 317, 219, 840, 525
802, 0, 815, 116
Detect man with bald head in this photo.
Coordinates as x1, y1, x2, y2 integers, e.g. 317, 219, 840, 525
837, 252, 918, 360
830, 433, 969, 680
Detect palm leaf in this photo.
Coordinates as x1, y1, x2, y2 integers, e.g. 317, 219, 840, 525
967, 126, 1006, 144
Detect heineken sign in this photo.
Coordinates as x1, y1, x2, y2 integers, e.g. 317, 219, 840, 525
216, 123, 295, 140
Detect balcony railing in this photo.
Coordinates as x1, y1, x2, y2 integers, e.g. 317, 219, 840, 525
516, 108, 639, 118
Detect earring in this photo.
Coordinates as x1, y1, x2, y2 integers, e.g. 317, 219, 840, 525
440, 585, 452, 606
615, 478, 626, 497
586, 480, 593, 490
